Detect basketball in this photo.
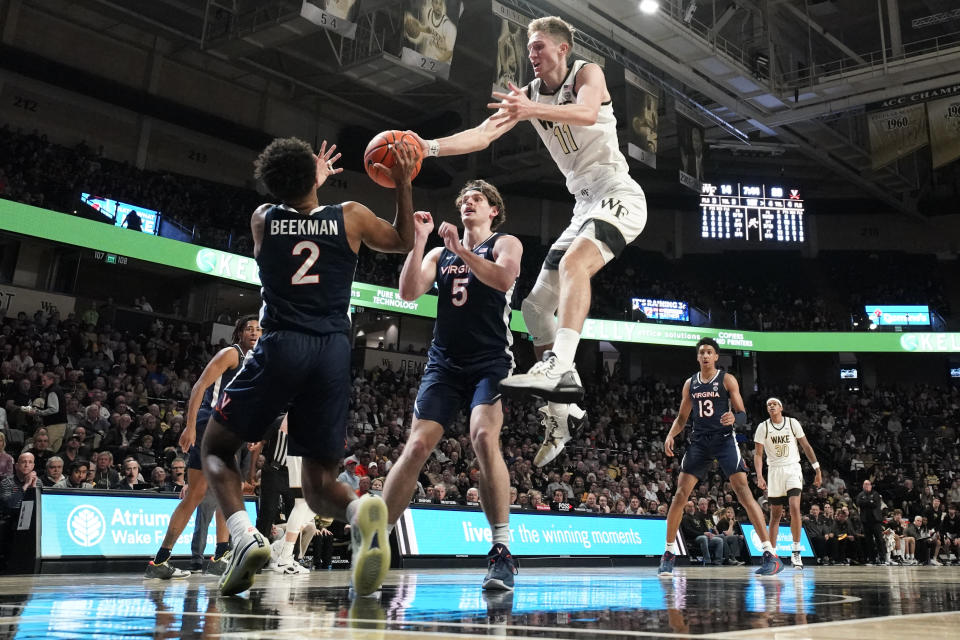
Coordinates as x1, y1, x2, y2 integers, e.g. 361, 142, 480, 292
363, 130, 423, 188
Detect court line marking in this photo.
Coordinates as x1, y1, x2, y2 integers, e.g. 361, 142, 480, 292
700, 610, 960, 638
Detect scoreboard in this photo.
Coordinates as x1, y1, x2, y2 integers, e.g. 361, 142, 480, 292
699, 182, 805, 243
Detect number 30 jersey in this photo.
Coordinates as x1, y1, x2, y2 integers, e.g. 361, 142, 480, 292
525, 59, 632, 199
688, 370, 732, 438
430, 233, 515, 366
256, 204, 358, 336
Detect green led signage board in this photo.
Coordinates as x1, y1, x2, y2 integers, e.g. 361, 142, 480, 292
3, 199, 958, 353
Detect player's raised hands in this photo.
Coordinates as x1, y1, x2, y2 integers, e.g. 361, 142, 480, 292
413, 211, 434, 240
437, 221, 462, 254
315, 140, 343, 187
488, 82, 537, 128
374, 139, 420, 186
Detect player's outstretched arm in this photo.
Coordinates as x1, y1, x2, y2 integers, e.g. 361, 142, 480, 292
436, 225, 522, 293
399, 212, 442, 301
664, 379, 692, 457
351, 143, 418, 253
180, 346, 241, 451
406, 108, 521, 158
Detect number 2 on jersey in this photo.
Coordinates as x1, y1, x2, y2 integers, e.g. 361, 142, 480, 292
291, 240, 320, 285
451, 277, 469, 307
698, 399, 714, 417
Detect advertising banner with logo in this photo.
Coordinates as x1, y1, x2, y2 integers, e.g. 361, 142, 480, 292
396, 505, 675, 556
625, 70, 659, 169
740, 523, 814, 558
40, 491, 257, 558
926, 94, 960, 169
865, 305, 931, 326
867, 103, 928, 170
400, 0, 463, 79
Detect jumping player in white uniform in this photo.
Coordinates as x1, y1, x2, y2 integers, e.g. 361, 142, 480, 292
753, 397, 822, 569
406, 16, 647, 467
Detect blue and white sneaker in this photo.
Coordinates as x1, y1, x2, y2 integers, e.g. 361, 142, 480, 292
482, 544, 518, 591
658, 551, 676, 577
349, 495, 390, 597
755, 551, 785, 576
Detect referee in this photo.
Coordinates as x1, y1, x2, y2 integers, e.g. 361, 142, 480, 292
250, 414, 293, 538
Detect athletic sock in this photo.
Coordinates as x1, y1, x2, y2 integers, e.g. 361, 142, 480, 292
387, 522, 396, 536
226, 511, 254, 542
492, 522, 510, 546
154, 547, 172, 565
279, 541, 295, 563
345, 497, 360, 524
665, 541, 680, 555
761, 541, 776, 554
214, 541, 230, 560
792, 542, 801, 552
552, 328, 580, 367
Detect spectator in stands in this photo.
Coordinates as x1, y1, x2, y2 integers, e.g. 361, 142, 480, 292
25, 431, 53, 472
803, 503, 835, 564
942, 503, 960, 564
465, 487, 480, 505
715, 506, 745, 565
680, 500, 723, 566
92, 451, 120, 489
41, 456, 66, 488
168, 457, 187, 493
0, 452, 37, 510
76, 404, 108, 447
30, 372, 67, 451
0, 433, 13, 478
337, 455, 360, 491
833, 507, 861, 565
112, 458, 144, 490
66, 461, 93, 489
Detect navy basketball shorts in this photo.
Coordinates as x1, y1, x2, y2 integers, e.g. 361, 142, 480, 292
214, 330, 351, 462
187, 408, 213, 471
680, 431, 748, 480
413, 356, 512, 432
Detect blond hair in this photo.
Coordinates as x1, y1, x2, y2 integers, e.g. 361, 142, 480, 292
528, 16, 574, 53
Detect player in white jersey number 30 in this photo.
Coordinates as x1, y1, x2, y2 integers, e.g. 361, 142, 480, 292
407, 16, 648, 467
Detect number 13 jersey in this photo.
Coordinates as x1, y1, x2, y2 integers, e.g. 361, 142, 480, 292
431, 234, 515, 367
688, 370, 732, 438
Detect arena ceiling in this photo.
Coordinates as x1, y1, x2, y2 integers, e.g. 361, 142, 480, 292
15, 0, 960, 216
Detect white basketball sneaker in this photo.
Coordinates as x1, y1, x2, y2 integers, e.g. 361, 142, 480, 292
533, 403, 586, 467
499, 351, 584, 403
791, 551, 803, 569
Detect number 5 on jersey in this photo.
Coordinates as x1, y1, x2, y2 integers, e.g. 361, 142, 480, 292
451, 277, 469, 307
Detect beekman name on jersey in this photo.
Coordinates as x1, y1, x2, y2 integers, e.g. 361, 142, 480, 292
270, 218, 339, 235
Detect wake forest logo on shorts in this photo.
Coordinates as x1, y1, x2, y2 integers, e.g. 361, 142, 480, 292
601, 198, 629, 219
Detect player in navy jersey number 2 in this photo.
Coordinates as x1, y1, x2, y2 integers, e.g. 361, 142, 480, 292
201, 137, 419, 597
658, 337, 784, 577
382, 180, 523, 591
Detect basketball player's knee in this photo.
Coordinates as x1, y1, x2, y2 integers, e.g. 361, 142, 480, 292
470, 428, 498, 459
404, 435, 435, 464
522, 292, 557, 347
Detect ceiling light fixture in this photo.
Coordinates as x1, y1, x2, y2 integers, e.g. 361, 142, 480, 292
639, 0, 660, 15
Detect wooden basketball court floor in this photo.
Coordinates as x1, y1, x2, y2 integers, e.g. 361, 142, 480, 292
0, 566, 956, 639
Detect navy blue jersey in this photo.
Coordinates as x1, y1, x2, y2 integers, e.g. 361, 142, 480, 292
257, 204, 357, 336
688, 369, 731, 437
430, 233, 514, 366
199, 344, 244, 415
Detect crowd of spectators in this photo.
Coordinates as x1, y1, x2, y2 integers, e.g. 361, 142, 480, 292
1, 125, 952, 332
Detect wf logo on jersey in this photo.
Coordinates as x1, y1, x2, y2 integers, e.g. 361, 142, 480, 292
601, 198, 629, 218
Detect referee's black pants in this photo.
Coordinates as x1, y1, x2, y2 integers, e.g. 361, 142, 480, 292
256, 462, 291, 538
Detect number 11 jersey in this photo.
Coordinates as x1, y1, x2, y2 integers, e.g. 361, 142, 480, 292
431, 233, 515, 367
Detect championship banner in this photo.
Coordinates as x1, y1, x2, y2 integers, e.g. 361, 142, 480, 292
926, 95, 960, 169
625, 70, 659, 169
676, 103, 705, 192
401, 0, 463, 79
301, 0, 360, 39
867, 104, 928, 170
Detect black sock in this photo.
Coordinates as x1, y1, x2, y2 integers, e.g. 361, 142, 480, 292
214, 542, 230, 560
154, 547, 172, 564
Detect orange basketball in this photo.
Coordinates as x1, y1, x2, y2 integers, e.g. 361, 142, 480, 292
363, 130, 423, 188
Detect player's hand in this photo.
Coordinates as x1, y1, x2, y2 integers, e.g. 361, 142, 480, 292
319, 527, 333, 536
488, 82, 535, 128
315, 140, 343, 187
241, 482, 255, 495
813, 469, 822, 488
403, 130, 430, 158
719, 411, 735, 426
179, 425, 197, 452
437, 221, 462, 254
664, 434, 675, 457
414, 211, 434, 240
756, 475, 767, 491
376, 139, 419, 186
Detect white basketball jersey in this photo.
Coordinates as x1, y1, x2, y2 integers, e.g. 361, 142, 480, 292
753, 417, 805, 467
526, 60, 632, 198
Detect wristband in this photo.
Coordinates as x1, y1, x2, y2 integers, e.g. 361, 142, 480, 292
427, 139, 440, 157
812, 462, 820, 470
734, 411, 747, 426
